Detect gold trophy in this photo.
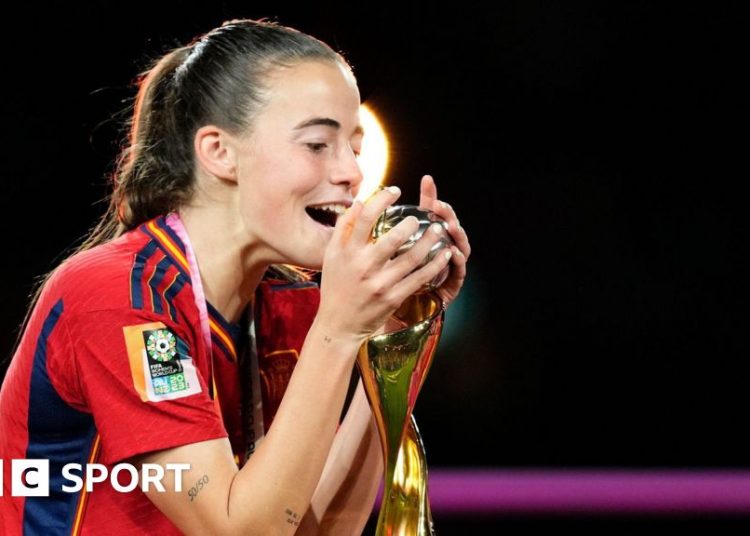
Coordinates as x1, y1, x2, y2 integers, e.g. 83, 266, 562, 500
358, 204, 454, 535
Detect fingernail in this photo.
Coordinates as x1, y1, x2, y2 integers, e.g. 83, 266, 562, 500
441, 201, 450, 210
430, 222, 443, 235
387, 186, 400, 195
444, 250, 452, 260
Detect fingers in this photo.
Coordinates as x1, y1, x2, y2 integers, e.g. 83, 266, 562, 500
418, 174, 471, 260
350, 186, 402, 245
390, 241, 453, 301
369, 215, 421, 266
430, 199, 471, 260
449, 245, 468, 275
330, 197, 363, 246
441, 244, 468, 295
384, 220, 447, 281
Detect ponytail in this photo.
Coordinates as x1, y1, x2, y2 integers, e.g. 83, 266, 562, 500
9, 19, 345, 359
80, 45, 194, 251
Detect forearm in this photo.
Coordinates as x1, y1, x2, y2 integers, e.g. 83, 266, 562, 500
140, 320, 375, 535
226, 319, 363, 532
297, 379, 384, 535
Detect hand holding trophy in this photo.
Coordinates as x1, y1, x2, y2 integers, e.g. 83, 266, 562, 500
357, 200, 455, 536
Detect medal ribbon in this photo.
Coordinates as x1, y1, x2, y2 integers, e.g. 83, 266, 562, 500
165, 212, 265, 458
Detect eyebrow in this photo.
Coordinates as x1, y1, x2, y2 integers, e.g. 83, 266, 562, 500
294, 117, 364, 136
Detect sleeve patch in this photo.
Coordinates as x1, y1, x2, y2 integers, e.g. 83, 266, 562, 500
123, 322, 202, 402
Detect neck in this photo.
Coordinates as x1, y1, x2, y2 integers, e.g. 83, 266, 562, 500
178, 205, 269, 324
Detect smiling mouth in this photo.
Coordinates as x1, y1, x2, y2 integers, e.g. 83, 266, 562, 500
305, 204, 348, 228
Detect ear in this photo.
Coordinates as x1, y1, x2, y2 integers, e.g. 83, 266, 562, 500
193, 125, 239, 183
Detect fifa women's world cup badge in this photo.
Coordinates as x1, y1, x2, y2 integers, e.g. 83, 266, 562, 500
146, 329, 177, 361
143, 329, 185, 395
123, 322, 202, 402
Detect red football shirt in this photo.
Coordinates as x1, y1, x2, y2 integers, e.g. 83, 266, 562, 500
0, 214, 320, 534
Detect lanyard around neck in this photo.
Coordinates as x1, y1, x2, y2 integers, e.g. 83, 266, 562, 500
164, 212, 265, 459
165, 213, 215, 396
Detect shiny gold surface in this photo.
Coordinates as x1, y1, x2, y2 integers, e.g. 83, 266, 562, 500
357, 291, 444, 535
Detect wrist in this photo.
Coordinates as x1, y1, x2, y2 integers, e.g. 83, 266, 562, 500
307, 317, 366, 355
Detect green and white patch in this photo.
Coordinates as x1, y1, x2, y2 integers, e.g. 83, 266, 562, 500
146, 329, 177, 362
140, 327, 200, 400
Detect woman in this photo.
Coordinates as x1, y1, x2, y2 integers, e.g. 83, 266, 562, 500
0, 18, 470, 535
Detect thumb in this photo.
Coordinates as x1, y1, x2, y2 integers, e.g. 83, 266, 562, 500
419, 175, 438, 210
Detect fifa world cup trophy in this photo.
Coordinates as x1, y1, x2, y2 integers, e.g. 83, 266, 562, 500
357, 204, 454, 536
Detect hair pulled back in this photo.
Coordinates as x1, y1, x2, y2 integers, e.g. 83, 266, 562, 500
97, 18, 347, 246
12, 19, 351, 352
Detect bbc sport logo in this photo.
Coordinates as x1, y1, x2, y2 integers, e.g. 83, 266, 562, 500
0, 460, 190, 496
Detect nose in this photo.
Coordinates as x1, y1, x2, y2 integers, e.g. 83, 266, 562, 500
330, 146, 364, 192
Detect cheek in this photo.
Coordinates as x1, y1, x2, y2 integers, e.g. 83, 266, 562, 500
237, 158, 319, 227
244, 193, 301, 238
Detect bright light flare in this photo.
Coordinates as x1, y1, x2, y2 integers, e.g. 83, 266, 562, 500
355, 104, 390, 202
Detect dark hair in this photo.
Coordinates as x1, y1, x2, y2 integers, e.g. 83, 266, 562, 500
10, 18, 351, 358
88, 17, 351, 280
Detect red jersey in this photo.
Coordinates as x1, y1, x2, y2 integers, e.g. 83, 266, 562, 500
0, 214, 320, 535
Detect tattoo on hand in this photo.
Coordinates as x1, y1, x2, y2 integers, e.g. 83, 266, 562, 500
187, 474, 209, 502
285, 508, 301, 527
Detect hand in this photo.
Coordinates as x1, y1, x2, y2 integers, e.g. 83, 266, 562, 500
418, 175, 471, 307
316, 186, 454, 346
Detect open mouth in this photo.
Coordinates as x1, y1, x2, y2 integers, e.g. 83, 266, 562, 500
305, 203, 347, 228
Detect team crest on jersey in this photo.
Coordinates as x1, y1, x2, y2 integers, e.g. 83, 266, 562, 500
123, 321, 202, 402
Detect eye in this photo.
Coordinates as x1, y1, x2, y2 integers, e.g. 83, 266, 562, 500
306, 143, 327, 153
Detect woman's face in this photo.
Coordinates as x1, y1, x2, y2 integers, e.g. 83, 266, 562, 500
233, 60, 364, 269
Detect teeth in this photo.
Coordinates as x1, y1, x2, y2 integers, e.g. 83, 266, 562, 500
309, 203, 347, 215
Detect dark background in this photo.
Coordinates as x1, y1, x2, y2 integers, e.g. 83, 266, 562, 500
2, 1, 748, 531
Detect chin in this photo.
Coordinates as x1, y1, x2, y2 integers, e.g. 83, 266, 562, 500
280, 249, 324, 272
298, 258, 324, 271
